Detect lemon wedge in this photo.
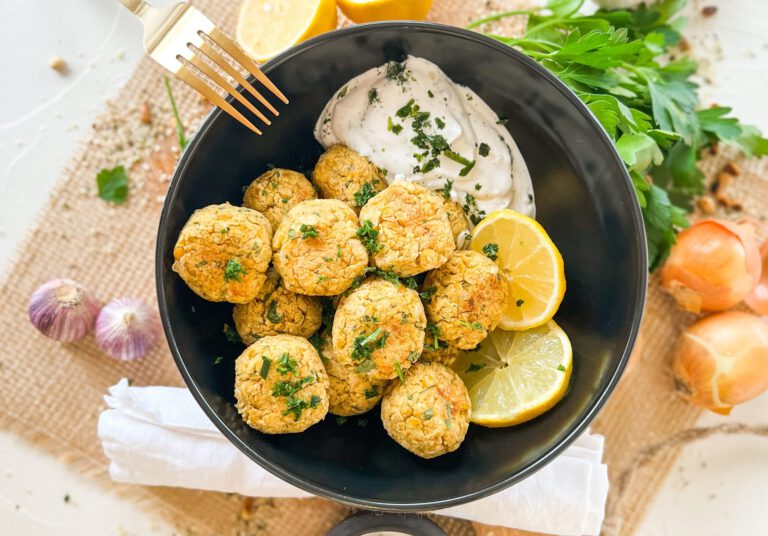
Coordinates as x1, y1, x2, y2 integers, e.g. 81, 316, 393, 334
236, 0, 337, 63
453, 322, 572, 427
337, 0, 432, 23
470, 209, 565, 330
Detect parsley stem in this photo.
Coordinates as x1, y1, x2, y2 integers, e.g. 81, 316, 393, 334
163, 76, 188, 150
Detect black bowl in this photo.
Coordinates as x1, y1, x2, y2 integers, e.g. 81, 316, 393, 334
156, 21, 646, 511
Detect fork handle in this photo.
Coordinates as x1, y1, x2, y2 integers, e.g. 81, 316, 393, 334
118, 0, 150, 16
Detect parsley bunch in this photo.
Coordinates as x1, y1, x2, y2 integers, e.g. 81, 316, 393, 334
471, 0, 768, 269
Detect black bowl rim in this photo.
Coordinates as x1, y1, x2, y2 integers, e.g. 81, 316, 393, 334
156, 20, 648, 511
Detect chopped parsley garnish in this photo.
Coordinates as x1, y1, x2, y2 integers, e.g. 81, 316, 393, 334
465, 363, 486, 373
427, 90, 434, 98
496, 118, 509, 126
441, 179, 454, 200
259, 356, 272, 379
96, 166, 129, 204
407, 351, 420, 363
223, 323, 241, 344
276, 353, 298, 376
224, 259, 247, 282
444, 150, 476, 176
445, 402, 453, 429
357, 417, 369, 427
266, 300, 284, 323
459, 320, 484, 331
317, 274, 329, 283
375, 269, 400, 286
482, 243, 499, 261
354, 182, 377, 207
419, 286, 437, 303
356, 219, 384, 254
425, 323, 440, 351
309, 331, 327, 359
367, 88, 380, 104
478, 143, 491, 157
403, 277, 418, 290
557, 364, 567, 372
394, 361, 405, 384
338, 86, 348, 99
351, 327, 390, 362
283, 394, 320, 421
423, 409, 434, 420
475, 183, 482, 191
396, 99, 415, 118
387, 117, 403, 135
335, 416, 348, 425
435, 117, 445, 129
385, 61, 408, 84
516, 299, 525, 307
300, 224, 319, 239
364, 386, 380, 399
214, 356, 223, 365
462, 193, 486, 225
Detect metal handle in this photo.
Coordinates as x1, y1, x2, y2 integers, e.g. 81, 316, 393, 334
118, 0, 150, 17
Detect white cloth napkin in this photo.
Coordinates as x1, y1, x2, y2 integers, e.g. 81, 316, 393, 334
98, 379, 609, 536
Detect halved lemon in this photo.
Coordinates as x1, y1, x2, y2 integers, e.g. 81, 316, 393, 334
470, 209, 565, 330
453, 322, 572, 427
236, 0, 337, 63
337, 0, 433, 23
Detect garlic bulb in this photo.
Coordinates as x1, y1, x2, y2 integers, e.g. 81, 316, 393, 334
660, 219, 761, 313
674, 311, 768, 415
95, 298, 161, 361
28, 279, 100, 341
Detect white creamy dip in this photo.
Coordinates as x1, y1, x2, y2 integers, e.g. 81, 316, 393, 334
314, 56, 534, 221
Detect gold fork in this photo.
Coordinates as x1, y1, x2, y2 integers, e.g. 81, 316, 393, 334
118, 0, 288, 135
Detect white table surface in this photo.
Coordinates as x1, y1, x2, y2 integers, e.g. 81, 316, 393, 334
1, 1, 766, 534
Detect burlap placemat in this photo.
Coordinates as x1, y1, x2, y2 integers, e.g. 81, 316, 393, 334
1, 0, 765, 534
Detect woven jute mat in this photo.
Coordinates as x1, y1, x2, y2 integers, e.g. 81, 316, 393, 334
1, 1, 766, 534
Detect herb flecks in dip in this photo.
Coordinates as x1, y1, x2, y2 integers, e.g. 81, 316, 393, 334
314, 56, 534, 219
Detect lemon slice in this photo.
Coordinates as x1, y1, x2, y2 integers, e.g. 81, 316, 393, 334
470, 209, 565, 330
453, 322, 572, 427
337, 0, 433, 23
236, 0, 337, 63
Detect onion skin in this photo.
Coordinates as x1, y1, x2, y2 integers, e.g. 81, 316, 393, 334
745, 237, 768, 315
28, 279, 100, 342
674, 311, 768, 415
95, 298, 161, 361
661, 220, 761, 313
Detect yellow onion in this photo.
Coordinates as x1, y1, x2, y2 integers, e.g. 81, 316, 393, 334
661, 219, 761, 313
745, 237, 768, 315
674, 311, 768, 415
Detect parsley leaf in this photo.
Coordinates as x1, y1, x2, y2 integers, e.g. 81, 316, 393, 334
96, 166, 128, 204
300, 224, 319, 239
357, 220, 384, 254
224, 259, 247, 282
354, 182, 377, 207
266, 300, 284, 323
482, 243, 499, 261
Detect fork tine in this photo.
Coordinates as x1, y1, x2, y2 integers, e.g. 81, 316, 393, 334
197, 41, 279, 117
206, 27, 289, 105
175, 65, 262, 135
188, 53, 272, 126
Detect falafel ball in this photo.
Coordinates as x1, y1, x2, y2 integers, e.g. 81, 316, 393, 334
272, 199, 369, 296
333, 278, 426, 381
234, 334, 329, 434
243, 168, 317, 229
172, 203, 272, 304
233, 269, 323, 345
316, 331, 387, 416
381, 362, 471, 459
359, 181, 455, 277
420, 341, 460, 367
312, 145, 386, 211
424, 250, 506, 349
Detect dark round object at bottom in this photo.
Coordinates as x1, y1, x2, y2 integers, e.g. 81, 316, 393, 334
326, 513, 447, 536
